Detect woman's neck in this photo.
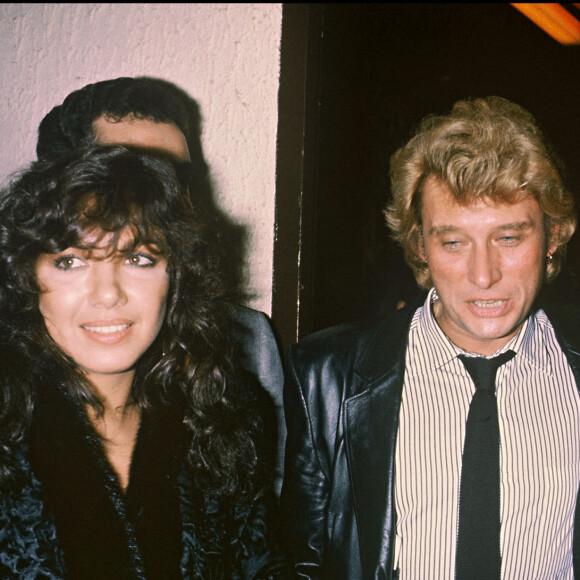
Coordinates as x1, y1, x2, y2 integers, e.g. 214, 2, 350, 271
85, 370, 141, 492
86, 369, 135, 410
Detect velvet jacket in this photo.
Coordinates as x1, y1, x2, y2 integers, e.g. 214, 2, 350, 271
280, 301, 580, 579
0, 374, 287, 579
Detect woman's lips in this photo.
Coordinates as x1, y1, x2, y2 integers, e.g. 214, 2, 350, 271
81, 321, 133, 343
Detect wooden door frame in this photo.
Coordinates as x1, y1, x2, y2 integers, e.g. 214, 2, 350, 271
272, 3, 323, 351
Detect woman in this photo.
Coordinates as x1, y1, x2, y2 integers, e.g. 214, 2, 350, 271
0, 146, 286, 579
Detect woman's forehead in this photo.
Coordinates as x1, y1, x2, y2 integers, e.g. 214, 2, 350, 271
78, 227, 133, 248
72, 226, 164, 256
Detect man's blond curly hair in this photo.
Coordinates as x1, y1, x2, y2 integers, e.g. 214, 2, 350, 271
385, 96, 576, 288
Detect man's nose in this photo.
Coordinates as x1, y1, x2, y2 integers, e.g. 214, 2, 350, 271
467, 244, 502, 289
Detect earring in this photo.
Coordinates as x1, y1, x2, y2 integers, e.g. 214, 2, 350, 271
547, 252, 554, 263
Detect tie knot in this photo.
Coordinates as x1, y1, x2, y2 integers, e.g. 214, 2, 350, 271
458, 350, 516, 392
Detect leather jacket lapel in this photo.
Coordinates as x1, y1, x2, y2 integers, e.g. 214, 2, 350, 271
542, 303, 580, 578
565, 341, 580, 580
344, 304, 414, 578
524, 303, 580, 578
345, 377, 403, 578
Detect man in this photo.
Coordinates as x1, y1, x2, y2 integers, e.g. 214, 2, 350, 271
36, 77, 286, 496
281, 96, 580, 578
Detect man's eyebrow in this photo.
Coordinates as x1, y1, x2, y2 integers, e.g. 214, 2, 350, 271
428, 221, 534, 236
428, 225, 459, 236
497, 221, 535, 231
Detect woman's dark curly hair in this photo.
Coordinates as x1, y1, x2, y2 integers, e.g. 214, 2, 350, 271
0, 145, 265, 499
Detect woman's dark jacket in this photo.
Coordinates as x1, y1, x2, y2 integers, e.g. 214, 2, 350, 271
0, 372, 286, 579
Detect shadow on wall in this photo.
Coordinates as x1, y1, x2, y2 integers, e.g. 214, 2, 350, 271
144, 78, 250, 304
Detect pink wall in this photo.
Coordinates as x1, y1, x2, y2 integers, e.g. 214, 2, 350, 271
0, 3, 282, 313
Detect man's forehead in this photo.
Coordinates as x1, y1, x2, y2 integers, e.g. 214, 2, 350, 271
421, 176, 544, 232
422, 175, 539, 212
92, 115, 191, 164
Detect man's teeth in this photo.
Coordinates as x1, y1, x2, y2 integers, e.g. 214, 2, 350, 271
83, 324, 130, 334
473, 300, 503, 308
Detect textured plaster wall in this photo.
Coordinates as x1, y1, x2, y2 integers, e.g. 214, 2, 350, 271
0, 3, 282, 314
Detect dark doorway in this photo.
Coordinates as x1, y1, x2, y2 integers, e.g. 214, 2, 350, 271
273, 3, 580, 350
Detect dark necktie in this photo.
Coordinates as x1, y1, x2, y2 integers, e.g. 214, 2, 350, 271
455, 350, 516, 580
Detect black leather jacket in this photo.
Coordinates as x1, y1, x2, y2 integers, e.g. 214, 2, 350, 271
280, 301, 580, 579
231, 305, 286, 497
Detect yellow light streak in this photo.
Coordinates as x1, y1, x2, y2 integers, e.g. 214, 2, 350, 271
511, 3, 580, 45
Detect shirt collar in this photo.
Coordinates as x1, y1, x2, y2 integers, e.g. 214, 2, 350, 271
415, 288, 548, 372
415, 288, 459, 370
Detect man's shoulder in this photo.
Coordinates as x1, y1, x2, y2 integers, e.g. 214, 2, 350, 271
288, 303, 417, 381
229, 303, 280, 356
541, 302, 580, 351
290, 317, 387, 361
230, 303, 273, 330
228, 304, 284, 401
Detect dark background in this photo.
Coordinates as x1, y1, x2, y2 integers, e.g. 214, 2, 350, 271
273, 3, 580, 347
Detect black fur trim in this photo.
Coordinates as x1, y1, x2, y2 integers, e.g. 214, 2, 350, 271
29, 380, 187, 579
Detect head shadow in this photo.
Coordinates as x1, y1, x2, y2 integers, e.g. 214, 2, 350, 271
145, 78, 251, 303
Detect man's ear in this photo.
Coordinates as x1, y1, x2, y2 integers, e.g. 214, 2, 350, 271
547, 224, 560, 257
418, 233, 427, 263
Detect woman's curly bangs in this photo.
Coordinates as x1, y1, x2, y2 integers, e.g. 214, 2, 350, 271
12, 146, 191, 251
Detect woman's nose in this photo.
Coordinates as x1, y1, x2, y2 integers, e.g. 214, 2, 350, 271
88, 263, 128, 308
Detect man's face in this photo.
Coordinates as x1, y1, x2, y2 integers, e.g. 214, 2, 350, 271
420, 176, 557, 356
92, 116, 191, 164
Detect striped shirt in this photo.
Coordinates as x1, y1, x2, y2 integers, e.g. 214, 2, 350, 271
394, 289, 580, 579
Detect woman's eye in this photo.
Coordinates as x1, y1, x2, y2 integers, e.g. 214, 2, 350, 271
125, 253, 156, 267
54, 255, 84, 270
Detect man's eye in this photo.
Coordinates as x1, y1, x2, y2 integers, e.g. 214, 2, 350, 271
499, 236, 519, 244
54, 255, 84, 270
442, 241, 461, 248
125, 253, 157, 267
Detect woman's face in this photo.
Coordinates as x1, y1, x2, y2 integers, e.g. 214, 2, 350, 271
36, 228, 169, 387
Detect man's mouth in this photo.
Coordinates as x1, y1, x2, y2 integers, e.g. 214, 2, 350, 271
472, 300, 504, 308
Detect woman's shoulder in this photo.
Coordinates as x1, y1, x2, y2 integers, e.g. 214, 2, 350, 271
0, 443, 66, 579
